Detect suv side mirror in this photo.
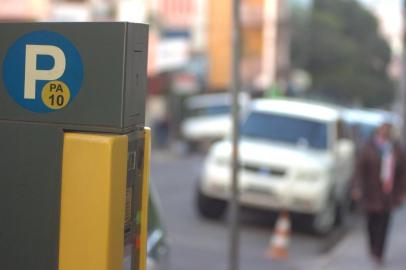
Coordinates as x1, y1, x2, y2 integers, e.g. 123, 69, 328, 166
336, 139, 354, 156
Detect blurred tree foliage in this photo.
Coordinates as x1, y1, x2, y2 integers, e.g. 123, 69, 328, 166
291, 0, 395, 107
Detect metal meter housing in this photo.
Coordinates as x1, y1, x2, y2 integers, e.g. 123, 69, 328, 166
0, 22, 149, 270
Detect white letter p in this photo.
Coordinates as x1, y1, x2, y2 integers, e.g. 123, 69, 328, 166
24, 45, 66, 100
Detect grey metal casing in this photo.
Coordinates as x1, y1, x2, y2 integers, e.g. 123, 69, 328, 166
0, 124, 63, 270
0, 22, 148, 133
0, 22, 148, 270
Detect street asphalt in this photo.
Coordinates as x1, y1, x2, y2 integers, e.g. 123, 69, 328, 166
150, 150, 360, 270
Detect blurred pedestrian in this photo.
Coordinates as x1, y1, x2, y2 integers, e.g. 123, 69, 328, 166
148, 95, 170, 149
352, 122, 406, 267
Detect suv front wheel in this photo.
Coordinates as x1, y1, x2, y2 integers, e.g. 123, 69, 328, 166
311, 197, 337, 235
196, 185, 227, 219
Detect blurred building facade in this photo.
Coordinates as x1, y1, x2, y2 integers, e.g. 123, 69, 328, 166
0, 0, 51, 21
207, 0, 291, 93
0, 0, 291, 93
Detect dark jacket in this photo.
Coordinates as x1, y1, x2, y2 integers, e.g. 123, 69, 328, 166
353, 140, 406, 212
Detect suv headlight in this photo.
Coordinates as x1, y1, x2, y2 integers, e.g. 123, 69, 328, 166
296, 170, 322, 182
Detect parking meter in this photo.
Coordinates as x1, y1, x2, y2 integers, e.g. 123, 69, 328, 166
0, 22, 150, 270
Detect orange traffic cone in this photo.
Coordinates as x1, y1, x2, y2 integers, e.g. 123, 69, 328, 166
265, 211, 291, 261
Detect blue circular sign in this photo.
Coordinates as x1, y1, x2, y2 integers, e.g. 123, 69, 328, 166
2, 30, 84, 112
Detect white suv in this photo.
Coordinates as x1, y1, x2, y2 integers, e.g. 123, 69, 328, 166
196, 99, 355, 234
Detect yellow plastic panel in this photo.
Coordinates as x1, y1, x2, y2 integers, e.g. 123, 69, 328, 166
59, 133, 128, 270
139, 128, 151, 270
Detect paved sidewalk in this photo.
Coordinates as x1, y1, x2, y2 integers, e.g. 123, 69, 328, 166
312, 206, 406, 270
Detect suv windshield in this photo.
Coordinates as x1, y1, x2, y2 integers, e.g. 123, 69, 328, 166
241, 112, 328, 150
